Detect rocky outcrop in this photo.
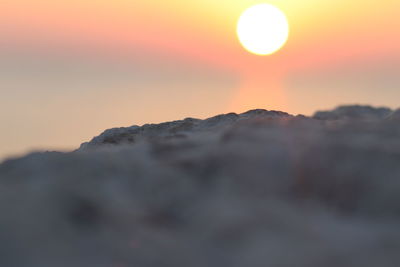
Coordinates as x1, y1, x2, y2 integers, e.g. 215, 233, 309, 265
313, 105, 392, 120
79, 109, 291, 150
1, 106, 400, 267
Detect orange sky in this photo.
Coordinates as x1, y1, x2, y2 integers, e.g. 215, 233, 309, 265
0, 0, 399, 160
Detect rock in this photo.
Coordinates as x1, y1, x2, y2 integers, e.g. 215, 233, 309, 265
79, 109, 291, 150
386, 109, 400, 121
1, 105, 400, 267
313, 105, 392, 120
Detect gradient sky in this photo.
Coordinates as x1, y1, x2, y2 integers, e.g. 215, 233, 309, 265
1, 0, 399, 160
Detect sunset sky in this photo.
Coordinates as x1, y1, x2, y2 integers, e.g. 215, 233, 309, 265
1, 0, 399, 160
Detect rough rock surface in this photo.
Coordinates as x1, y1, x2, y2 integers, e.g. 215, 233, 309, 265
1, 105, 400, 267
313, 105, 392, 120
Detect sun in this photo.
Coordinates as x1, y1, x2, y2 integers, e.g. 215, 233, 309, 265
237, 4, 289, 55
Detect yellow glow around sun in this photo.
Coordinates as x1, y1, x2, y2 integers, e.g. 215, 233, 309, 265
237, 4, 289, 55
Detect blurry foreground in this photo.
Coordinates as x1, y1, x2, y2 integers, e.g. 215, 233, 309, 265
1, 105, 400, 267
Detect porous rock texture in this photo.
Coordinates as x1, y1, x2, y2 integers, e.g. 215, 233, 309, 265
1, 105, 400, 267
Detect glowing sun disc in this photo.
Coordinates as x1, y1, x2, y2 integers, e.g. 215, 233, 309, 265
237, 4, 289, 55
